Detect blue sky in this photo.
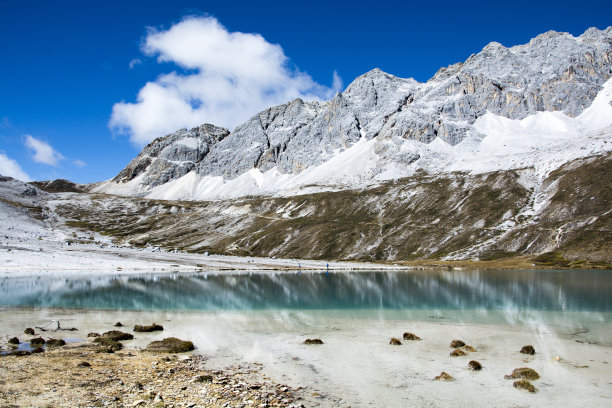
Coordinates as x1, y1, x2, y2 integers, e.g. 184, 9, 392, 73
1, 0, 610, 183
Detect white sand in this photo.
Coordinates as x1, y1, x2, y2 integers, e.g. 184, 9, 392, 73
2, 307, 611, 407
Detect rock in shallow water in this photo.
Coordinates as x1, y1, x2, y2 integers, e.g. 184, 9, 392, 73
402, 332, 421, 341
46, 339, 66, 348
24, 328, 35, 335
434, 372, 455, 381
520, 345, 536, 355
389, 338, 402, 345
145, 337, 194, 353
504, 367, 540, 380
303, 339, 323, 345
450, 339, 465, 348
468, 360, 482, 370
133, 323, 164, 332
30, 337, 45, 346
513, 379, 537, 393
8, 337, 19, 345
450, 349, 466, 357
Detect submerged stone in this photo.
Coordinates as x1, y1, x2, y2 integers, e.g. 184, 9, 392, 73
505, 367, 540, 380
450, 349, 466, 357
520, 345, 536, 355
402, 332, 421, 341
434, 371, 455, 381
30, 337, 45, 346
450, 339, 465, 348
46, 339, 66, 348
96, 330, 134, 342
468, 360, 482, 370
145, 337, 194, 353
133, 323, 164, 332
513, 379, 537, 393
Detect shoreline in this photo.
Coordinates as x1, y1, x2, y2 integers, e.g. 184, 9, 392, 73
2, 307, 612, 407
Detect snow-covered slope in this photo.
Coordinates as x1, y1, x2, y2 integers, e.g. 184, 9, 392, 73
94, 27, 612, 201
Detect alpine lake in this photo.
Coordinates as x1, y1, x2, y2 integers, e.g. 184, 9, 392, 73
1, 269, 611, 407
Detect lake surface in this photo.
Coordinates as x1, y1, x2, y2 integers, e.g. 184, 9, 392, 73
2, 269, 611, 311
2, 269, 612, 407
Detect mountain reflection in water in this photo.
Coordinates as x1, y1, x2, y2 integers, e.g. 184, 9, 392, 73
1, 270, 611, 313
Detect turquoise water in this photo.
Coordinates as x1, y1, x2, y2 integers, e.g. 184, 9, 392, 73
1, 269, 611, 313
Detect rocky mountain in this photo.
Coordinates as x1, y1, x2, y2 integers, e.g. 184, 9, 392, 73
95, 27, 612, 200
3, 27, 610, 266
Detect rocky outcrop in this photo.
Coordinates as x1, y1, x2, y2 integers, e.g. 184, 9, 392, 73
102, 27, 612, 196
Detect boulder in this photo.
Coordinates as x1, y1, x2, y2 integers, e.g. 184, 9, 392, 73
513, 379, 537, 393
24, 328, 35, 335
450, 349, 466, 357
303, 339, 324, 345
96, 330, 134, 341
504, 367, 540, 380
46, 338, 66, 347
133, 323, 164, 333
389, 338, 402, 345
114, 322, 123, 327
87, 332, 100, 338
468, 360, 482, 370
520, 345, 536, 355
8, 337, 19, 345
402, 332, 421, 341
145, 337, 194, 353
434, 372, 455, 381
30, 337, 45, 346
450, 339, 465, 348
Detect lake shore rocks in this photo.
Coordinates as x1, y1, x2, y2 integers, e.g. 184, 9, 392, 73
450, 349, 466, 357
145, 337, 194, 353
389, 338, 402, 345
450, 340, 465, 348
303, 338, 323, 345
96, 330, 134, 342
468, 360, 482, 370
434, 372, 455, 381
0, 343, 300, 407
46, 338, 66, 348
133, 323, 164, 332
513, 379, 538, 393
402, 332, 421, 341
30, 337, 45, 347
505, 367, 540, 380
520, 345, 536, 355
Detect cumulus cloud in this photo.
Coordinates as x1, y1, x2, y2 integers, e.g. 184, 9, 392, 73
0, 152, 30, 181
24, 135, 65, 166
110, 16, 342, 146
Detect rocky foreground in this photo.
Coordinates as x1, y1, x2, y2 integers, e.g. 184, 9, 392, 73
0, 343, 303, 408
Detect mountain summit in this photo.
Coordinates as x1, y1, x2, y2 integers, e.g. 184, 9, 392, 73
96, 27, 612, 201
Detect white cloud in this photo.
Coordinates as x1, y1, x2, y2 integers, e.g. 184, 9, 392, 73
110, 16, 342, 146
73, 159, 86, 167
24, 135, 65, 166
129, 58, 142, 69
0, 152, 30, 181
